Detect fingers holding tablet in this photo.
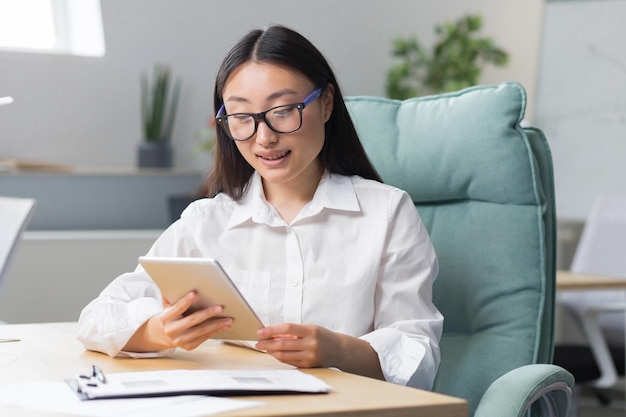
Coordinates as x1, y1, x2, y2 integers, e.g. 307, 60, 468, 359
159, 294, 235, 350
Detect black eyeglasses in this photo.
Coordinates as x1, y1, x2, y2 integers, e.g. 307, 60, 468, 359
215, 88, 322, 141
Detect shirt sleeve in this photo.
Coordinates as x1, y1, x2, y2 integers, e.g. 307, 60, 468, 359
359, 190, 443, 390
75, 269, 173, 357
75, 219, 198, 357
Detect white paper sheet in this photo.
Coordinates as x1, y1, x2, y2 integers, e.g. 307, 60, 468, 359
0, 381, 261, 417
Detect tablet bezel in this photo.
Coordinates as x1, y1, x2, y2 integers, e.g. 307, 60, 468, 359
138, 256, 265, 341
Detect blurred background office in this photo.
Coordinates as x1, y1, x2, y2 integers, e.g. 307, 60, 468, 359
0, 0, 543, 170
0, 1, 624, 415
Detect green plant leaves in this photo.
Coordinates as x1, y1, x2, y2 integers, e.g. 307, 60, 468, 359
141, 64, 182, 142
386, 14, 509, 99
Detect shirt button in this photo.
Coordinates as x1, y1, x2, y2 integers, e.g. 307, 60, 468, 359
291, 279, 299, 287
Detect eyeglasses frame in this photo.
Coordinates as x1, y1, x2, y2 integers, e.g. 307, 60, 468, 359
215, 87, 322, 141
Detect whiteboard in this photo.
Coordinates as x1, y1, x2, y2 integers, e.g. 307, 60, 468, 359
535, 0, 626, 220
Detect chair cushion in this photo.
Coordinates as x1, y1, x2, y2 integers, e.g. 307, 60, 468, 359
346, 83, 551, 415
346, 82, 533, 203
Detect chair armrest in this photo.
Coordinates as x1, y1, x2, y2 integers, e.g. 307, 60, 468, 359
474, 364, 574, 417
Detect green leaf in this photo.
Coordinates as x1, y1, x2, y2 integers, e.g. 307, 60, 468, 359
385, 14, 509, 98
141, 64, 181, 142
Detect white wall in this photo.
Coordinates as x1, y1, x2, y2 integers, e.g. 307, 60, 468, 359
0, 0, 544, 171
535, 0, 626, 221
0, 231, 159, 324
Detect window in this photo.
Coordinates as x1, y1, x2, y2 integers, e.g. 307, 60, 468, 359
0, 0, 105, 57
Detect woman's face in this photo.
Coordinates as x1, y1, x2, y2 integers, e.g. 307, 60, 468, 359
221, 62, 333, 192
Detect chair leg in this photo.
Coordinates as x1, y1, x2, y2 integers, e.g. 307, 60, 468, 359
580, 309, 620, 389
589, 387, 612, 407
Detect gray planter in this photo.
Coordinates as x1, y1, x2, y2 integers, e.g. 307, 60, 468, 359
138, 141, 173, 168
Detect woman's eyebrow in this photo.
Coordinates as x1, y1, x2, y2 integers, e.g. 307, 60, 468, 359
267, 88, 299, 101
224, 88, 299, 104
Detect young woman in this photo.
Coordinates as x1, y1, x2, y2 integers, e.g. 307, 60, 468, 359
77, 25, 443, 390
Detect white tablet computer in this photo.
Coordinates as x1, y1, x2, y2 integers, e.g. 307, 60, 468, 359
138, 256, 265, 341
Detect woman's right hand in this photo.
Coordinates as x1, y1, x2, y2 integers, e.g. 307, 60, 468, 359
158, 291, 234, 351
123, 291, 233, 353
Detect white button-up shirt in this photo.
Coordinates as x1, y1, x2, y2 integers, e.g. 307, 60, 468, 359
77, 172, 443, 389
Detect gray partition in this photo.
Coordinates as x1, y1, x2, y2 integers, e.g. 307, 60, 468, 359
0, 169, 204, 230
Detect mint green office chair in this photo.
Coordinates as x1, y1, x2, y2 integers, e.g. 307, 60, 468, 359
346, 82, 574, 417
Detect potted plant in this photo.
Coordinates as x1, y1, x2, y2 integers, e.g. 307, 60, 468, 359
138, 64, 182, 168
386, 14, 508, 99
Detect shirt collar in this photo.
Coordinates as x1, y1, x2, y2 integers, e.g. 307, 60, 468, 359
227, 172, 270, 229
304, 171, 360, 215
226, 171, 361, 229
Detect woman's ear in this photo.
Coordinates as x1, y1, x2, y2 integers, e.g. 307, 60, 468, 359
321, 84, 335, 123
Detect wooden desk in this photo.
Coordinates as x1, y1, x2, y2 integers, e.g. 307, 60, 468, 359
0, 322, 467, 417
556, 269, 626, 290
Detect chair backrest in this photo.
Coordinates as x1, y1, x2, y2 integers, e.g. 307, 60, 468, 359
346, 82, 556, 416
0, 197, 37, 290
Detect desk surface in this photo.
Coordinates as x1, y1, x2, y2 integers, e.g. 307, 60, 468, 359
0, 322, 467, 417
556, 270, 626, 290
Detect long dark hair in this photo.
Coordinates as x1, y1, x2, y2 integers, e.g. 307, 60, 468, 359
200, 25, 381, 200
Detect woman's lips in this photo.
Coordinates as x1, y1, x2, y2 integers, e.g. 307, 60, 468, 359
257, 150, 291, 165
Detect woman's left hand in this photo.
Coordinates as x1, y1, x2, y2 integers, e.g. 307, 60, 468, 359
255, 323, 341, 368
256, 323, 385, 380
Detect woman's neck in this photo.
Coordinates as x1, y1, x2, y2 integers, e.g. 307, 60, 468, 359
262, 165, 324, 223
